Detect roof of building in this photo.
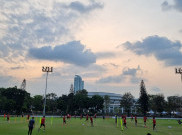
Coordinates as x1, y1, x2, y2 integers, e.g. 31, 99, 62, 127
88, 92, 122, 97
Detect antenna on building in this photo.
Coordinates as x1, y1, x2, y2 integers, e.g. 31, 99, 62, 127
20, 79, 26, 91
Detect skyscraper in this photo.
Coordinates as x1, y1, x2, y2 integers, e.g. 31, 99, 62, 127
74, 75, 84, 94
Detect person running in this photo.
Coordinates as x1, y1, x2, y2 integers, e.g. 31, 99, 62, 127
144, 116, 147, 127
135, 115, 137, 126
39, 116, 45, 131
153, 116, 156, 130
123, 117, 127, 128
131, 114, 133, 121
90, 116, 93, 127
63, 116, 66, 125
28, 117, 35, 135
7, 114, 10, 121
86, 114, 89, 121
27, 114, 30, 121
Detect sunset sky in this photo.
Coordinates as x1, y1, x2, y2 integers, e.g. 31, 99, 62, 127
0, 0, 182, 98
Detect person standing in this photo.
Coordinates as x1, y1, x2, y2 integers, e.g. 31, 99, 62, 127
63, 116, 66, 125
90, 116, 93, 127
135, 115, 137, 126
123, 117, 127, 128
144, 116, 147, 127
7, 114, 10, 121
153, 116, 156, 130
28, 117, 35, 135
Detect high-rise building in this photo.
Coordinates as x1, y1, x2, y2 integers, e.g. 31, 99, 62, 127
74, 75, 84, 94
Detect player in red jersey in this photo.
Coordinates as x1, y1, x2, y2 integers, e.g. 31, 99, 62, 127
94, 113, 97, 119
153, 116, 156, 130
39, 116, 45, 131
27, 114, 30, 121
135, 115, 137, 126
131, 114, 133, 121
144, 116, 147, 127
63, 116, 66, 125
90, 116, 93, 127
123, 117, 127, 128
7, 114, 10, 121
86, 114, 89, 121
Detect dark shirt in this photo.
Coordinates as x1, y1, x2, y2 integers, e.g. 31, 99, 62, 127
29, 119, 35, 127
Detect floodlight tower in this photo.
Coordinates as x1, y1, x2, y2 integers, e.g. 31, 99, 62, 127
42, 66, 53, 116
175, 68, 182, 82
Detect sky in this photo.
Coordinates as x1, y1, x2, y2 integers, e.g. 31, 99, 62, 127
0, 0, 182, 98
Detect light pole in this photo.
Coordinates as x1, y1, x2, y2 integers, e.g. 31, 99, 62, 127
42, 66, 53, 116
175, 68, 182, 82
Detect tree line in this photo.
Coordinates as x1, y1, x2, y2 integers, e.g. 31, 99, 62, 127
0, 87, 104, 115
0, 80, 182, 117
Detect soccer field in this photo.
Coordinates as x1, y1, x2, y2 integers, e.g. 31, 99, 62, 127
0, 117, 181, 135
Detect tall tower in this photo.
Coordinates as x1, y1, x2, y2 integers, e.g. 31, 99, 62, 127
20, 79, 26, 91
74, 75, 84, 94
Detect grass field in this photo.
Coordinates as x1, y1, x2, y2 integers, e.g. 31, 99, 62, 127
0, 116, 181, 135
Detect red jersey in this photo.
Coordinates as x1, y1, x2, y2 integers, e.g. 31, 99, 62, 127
94, 114, 96, 118
124, 118, 126, 124
144, 116, 147, 122
90, 117, 93, 123
86, 115, 88, 120
4, 114, 6, 118
41, 117, 45, 124
153, 119, 156, 124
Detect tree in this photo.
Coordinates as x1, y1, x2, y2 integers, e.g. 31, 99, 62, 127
149, 94, 166, 115
90, 95, 104, 113
1, 87, 31, 114
120, 92, 134, 116
46, 93, 58, 113
104, 95, 110, 114
138, 80, 149, 115
32, 95, 43, 112
166, 96, 181, 115
57, 95, 67, 114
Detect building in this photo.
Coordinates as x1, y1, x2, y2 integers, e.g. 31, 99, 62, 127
74, 75, 84, 93
88, 92, 122, 114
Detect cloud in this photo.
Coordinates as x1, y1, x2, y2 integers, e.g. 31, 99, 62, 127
161, 0, 182, 12
96, 52, 116, 59
151, 87, 162, 93
97, 75, 125, 83
0, 0, 103, 62
63, 1, 103, 13
28, 41, 96, 67
123, 35, 182, 66
97, 65, 143, 84
10, 66, 24, 70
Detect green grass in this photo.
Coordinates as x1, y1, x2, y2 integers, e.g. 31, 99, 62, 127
0, 117, 181, 135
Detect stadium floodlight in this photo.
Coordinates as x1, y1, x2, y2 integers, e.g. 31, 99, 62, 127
42, 66, 53, 116
175, 68, 182, 82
